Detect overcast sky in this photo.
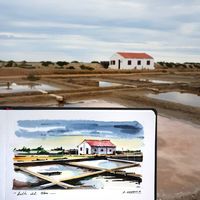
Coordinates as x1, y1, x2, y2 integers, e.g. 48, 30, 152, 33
0, 0, 200, 62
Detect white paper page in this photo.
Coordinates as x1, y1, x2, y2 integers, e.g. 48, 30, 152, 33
2, 109, 156, 200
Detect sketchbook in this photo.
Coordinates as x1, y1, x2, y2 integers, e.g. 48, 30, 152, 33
0, 108, 156, 200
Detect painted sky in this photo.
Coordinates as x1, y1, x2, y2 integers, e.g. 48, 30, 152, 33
1, 0, 200, 62
15, 120, 144, 139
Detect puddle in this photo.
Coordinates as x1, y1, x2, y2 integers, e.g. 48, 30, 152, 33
99, 81, 121, 87
147, 92, 200, 107
139, 79, 173, 84
63, 100, 125, 107
0, 82, 59, 93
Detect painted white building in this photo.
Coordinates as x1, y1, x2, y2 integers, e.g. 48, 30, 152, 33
77, 139, 116, 155
109, 52, 154, 70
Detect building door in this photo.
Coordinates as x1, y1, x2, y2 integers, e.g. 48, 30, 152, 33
86, 148, 89, 154
118, 60, 121, 69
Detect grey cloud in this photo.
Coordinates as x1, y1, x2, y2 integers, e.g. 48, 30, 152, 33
0, 0, 200, 62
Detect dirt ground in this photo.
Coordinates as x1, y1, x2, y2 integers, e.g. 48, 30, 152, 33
0, 70, 200, 200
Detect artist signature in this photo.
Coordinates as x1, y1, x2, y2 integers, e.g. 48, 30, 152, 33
122, 190, 141, 194
15, 191, 55, 196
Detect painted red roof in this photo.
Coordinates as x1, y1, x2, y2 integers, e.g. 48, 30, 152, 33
84, 140, 116, 147
117, 52, 153, 59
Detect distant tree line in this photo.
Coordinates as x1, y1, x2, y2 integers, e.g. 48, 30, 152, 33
157, 61, 200, 69
14, 146, 78, 155
56, 61, 69, 66
15, 146, 48, 155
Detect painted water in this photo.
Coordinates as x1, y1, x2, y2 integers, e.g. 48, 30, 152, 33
77, 159, 142, 173
147, 92, 200, 107
99, 81, 121, 87
77, 160, 142, 190
0, 82, 59, 93
14, 171, 41, 184
14, 160, 141, 190
27, 164, 88, 181
139, 79, 173, 84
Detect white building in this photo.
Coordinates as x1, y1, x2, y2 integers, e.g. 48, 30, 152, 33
77, 139, 116, 155
109, 52, 154, 70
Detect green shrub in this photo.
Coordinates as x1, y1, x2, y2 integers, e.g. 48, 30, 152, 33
165, 62, 174, 68
66, 66, 75, 70
41, 61, 54, 67
5, 60, 17, 67
100, 61, 109, 69
71, 61, 79, 63
26, 73, 40, 81
91, 61, 99, 64
56, 61, 69, 66
80, 65, 94, 70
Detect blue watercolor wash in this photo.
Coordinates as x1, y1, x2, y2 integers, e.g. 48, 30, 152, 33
16, 120, 144, 139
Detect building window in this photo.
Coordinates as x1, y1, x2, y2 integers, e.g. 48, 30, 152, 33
128, 60, 131, 65
111, 60, 116, 65
101, 148, 104, 152
110, 149, 112, 152
80, 147, 82, 151
137, 60, 141, 65
147, 60, 150, 65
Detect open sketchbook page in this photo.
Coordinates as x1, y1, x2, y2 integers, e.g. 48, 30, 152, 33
1, 109, 156, 200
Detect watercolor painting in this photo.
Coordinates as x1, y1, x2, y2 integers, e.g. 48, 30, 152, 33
13, 119, 144, 191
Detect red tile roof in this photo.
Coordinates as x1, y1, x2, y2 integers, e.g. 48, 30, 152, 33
117, 52, 153, 59
84, 139, 116, 147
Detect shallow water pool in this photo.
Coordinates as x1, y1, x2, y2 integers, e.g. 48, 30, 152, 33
147, 92, 200, 107
99, 81, 121, 87
0, 83, 59, 93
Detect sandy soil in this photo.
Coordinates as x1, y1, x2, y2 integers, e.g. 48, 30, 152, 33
157, 116, 200, 200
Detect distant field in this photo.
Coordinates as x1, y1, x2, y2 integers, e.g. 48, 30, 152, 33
0, 60, 200, 77
14, 155, 93, 162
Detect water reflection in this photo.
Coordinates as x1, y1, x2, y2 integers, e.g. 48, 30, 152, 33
147, 92, 200, 107
99, 81, 121, 87
63, 100, 125, 108
139, 79, 173, 84
0, 82, 59, 93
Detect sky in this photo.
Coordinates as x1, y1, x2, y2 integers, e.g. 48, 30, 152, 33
0, 0, 200, 62
15, 119, 143, 139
